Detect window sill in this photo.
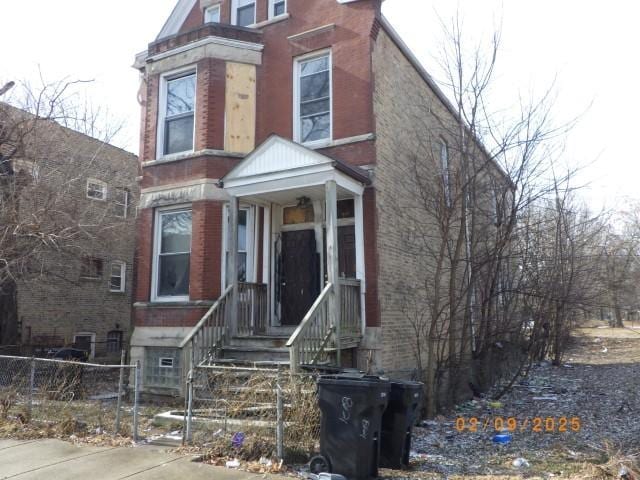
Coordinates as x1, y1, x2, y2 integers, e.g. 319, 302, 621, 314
251, 13, 290, 29
134, 300, 215, 309
144, 149, 245, 168
109, 290, 126, 295
80, 277, 103, 282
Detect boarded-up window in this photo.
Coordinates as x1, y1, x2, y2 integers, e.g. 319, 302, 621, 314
225, 63, 256, 154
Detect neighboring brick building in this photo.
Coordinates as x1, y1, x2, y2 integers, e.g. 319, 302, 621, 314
132, 0, 506, 394
0, 104, 139, 362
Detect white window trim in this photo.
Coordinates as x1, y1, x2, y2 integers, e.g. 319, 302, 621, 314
221, 204, 256, 290
109, 261, 126, 293
231, 0, 257, 27
293, 49, 333, 148
268, 0, 287, 19
204, 3, 221, 23
151, 205, 192, 303
156, 66, 198, 159
114, 188, 130, 218
159, 357, 175, 368
86, 178, 107, 201
73, 332, 96, 359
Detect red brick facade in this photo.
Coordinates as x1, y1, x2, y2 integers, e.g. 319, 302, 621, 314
135, 0, 382, 330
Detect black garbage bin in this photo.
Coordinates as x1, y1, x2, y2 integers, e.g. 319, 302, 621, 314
380, 380, 423, 469
317, 374, 390, 480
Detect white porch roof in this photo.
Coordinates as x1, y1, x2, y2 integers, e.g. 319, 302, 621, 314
221, 135, 370, 204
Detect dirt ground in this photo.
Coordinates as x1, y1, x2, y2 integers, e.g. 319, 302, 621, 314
380, 324, 640, 479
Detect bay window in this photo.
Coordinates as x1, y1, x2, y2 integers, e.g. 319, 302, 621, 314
161, 72, 196, 156
153, 207, 192, 300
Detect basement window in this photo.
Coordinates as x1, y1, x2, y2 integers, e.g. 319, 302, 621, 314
145, 348, 181, 388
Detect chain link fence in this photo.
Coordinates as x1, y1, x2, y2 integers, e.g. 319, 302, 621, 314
186, 366, 320, 462
0, 355, 140, 439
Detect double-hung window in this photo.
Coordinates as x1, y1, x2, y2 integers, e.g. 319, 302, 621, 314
110, 261, 126, 292
204, 4, 220, 23
232, 0, 256, 27
154, 208, 192, 300
162, 73, 196, 156
87, 179, 107, 201
295, 52, 332, 145
269, 0, 286, 17
114, 187, 130, 218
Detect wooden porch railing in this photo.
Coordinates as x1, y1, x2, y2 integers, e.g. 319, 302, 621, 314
340, 278, 362, 338
180, 285, 232, 367
237, 282, 268, 336
287, 278, 362, 372
286, 283, 334, 372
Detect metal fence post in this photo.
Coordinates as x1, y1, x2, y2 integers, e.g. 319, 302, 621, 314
28, 357, 35, 418
276, 372, 284, 460
133, 361, 140, 442
114, 349, 126, 435
186, 346, 195, 443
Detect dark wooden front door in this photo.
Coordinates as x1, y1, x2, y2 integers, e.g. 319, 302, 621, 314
280, 230, 320, 326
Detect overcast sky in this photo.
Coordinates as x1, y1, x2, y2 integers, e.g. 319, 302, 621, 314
2, 0, 638, 210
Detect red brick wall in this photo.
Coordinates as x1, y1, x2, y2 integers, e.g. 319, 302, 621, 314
190, 200, 224, 300
140, 155, 239, 189
134, 306, 209, 327
135, 208, 154, 303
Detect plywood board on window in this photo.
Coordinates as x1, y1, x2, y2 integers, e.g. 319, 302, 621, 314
225, 62, 256, 154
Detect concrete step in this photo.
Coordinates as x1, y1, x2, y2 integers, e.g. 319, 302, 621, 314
227, 335, 290, 349
220, 345, 290, 362
204, 358, 290, 369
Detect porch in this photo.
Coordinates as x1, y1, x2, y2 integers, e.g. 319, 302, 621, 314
181, 136, 371, 372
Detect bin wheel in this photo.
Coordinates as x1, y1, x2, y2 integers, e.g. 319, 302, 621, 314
309, 455, 331, 474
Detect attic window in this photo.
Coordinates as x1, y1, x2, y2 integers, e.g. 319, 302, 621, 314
269, 0, 286, 18
232, 0, 256, 27
204, 4, 220, 23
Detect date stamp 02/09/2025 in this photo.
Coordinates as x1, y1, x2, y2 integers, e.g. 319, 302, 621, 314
455, 416, 582, 433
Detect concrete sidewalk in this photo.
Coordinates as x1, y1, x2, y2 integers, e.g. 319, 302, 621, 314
0, 439, 284, 479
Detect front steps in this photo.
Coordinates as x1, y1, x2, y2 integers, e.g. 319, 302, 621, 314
203, 335, 291, 369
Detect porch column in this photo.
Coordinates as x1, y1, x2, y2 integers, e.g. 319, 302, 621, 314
228, 196, 239, 337
325, 180, 341, 367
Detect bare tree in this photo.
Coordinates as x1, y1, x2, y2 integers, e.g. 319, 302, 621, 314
384, 13, 595, 415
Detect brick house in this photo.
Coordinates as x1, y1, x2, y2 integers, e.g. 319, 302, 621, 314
132, 0, 506, 394
0, 104, 139, 362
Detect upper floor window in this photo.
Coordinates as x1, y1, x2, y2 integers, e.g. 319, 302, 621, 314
232, 0, 256, 27
204, 4, 221, 23
295, 52, 332, 145
114, 187, 130, 218
87, 178, 107, 201
109, 261, 126, 293
81, 257, 103, 279
161, 72, 196, 156
269, 0, 286, 18
153, 207, 192, 300
440, 140, 451, 206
